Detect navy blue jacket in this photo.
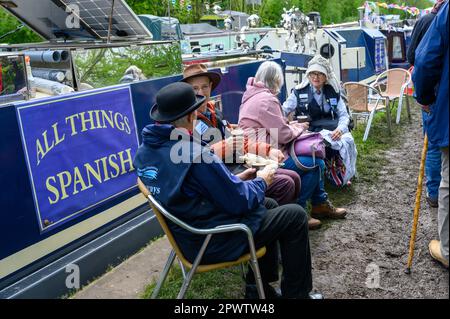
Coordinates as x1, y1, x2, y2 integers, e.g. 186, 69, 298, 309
413, 3, 449, 148
133, 124, 267, 263
294, 84, 341, 121
407, 12, 436, 66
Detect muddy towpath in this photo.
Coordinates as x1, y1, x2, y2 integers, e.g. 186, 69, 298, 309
310, 106, 448, 299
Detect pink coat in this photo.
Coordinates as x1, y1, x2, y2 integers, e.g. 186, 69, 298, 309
238, 78, 303, 156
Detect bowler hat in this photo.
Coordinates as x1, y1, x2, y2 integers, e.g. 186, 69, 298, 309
181, 63, 221, 91
150, 82, 206, 123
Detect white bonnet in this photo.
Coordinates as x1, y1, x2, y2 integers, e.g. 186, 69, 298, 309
296, 55, 340, 93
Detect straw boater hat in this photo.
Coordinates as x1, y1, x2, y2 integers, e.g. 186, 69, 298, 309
150, 82, 206, 123
296, 55, 340, 93
181, 63, 222, 91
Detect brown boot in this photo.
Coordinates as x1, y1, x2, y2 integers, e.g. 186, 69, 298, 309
308, 216, 322, 230
429, 240, 449, 268
311, 200, 347, 219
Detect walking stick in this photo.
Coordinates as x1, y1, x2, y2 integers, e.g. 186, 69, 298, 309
405, 134, 428, 274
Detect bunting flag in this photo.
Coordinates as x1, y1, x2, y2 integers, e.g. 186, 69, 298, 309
421, 7, 434, 15
364, 1, 421, 16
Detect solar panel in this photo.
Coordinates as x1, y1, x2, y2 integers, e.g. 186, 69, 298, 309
60, 0, 151, 40
0, 0, 152, 41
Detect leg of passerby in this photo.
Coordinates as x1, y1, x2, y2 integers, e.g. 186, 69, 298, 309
429, 147, 449, 268
423, 110, 442, 207
425, 142, 442, 207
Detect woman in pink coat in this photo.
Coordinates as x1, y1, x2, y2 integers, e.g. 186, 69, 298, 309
239, 61, 347, 228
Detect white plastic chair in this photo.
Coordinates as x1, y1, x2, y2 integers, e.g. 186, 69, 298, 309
344, 81, 390, 142
371, 68, 412, 124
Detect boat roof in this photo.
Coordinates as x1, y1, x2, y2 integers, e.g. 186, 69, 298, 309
180, 23, 223, 36
0, 51, 23, 57
332, 26, 387, 39
220, 10, 249, 18
138, 15, 180, 24
0, 39, 171, 50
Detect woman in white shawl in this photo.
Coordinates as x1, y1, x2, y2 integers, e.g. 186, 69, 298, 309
283, 55, 357, 186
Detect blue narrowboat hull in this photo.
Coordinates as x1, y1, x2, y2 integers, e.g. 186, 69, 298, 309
0, 58, 284, 298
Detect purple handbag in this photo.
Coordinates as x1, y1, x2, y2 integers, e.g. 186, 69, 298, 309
289, 132, 326, 171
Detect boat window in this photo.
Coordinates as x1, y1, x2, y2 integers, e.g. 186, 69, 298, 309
72, 42, 182, 90
0, 55, 28, 105
392, 36, 403, 60
320, 44, 335, 59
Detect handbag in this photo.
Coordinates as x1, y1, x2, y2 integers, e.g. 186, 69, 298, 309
325, 151, 347, 187
289, 132, 326, 171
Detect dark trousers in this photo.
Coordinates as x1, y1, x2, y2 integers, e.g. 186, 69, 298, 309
247, 198, 312, 298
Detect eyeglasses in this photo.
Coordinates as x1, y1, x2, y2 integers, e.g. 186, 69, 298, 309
309, 72, 325, 79
192, 84, 211, 94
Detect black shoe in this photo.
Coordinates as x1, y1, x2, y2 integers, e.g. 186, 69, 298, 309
244, 284, 282, 299
426, 196, 439, 208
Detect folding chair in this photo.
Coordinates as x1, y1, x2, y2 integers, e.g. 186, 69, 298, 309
343, 81, 390, 141
371, 68, 412, 125
137, 178, 267, 299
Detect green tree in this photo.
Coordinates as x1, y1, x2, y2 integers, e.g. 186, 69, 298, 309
74, 43, 182, 88
125, 0, 164, 15
259, 0, 291, 26
0, 10, 41, 44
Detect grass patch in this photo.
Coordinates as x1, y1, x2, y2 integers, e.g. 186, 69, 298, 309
141, 264, 244, 299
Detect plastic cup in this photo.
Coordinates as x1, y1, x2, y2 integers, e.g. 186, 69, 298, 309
297, 115, 310, 123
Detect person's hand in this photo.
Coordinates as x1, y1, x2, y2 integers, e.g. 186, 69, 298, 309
268, 148, 285, 163
331, 128, 343, 141
293, 122, 309, 131
257, 164, 277, 186
421, 104, 430, 113
236, 168, 257, 181
299, 122, 310, 131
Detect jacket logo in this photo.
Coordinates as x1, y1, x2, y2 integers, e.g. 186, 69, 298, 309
137, 167, 159, 180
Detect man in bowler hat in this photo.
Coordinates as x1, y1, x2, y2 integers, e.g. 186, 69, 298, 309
133, 82, 322, 299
